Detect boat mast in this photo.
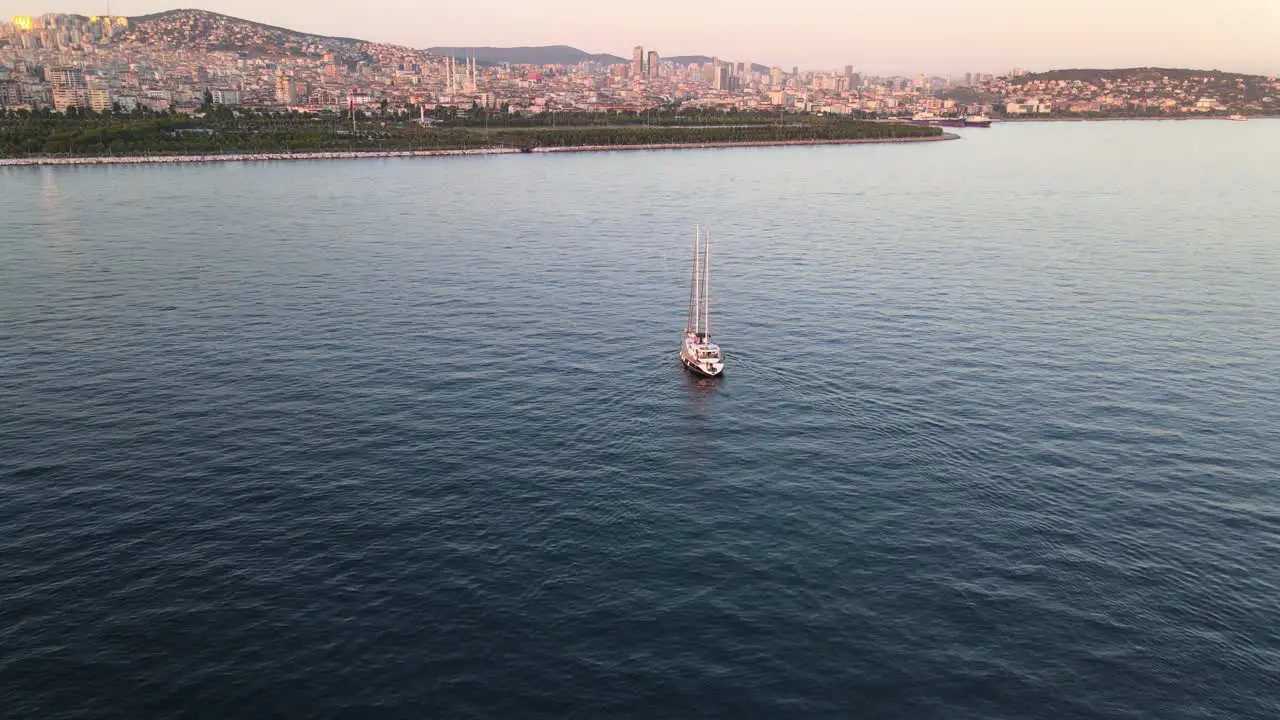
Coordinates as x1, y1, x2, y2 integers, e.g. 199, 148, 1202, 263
703, 230, 711, 341
687, 225, 699, 334
686, 229, 696, 333
692, 225, 701, 335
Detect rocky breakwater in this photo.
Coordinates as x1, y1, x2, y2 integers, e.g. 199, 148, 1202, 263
0, 148, 520, 167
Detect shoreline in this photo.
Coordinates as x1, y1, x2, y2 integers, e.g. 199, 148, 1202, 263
996, 115, 1280, 123
533, 134, 958, 154
0, 147, 519, 167
0, 133, 957, 167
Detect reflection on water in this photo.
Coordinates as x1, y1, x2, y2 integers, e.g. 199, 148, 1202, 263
2, 121, 1279, 720
682, 368, 723, 397
30, 167, 85, 269
681, 358, 722, 460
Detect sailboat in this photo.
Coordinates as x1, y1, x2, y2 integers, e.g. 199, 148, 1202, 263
680, 225, 725, 377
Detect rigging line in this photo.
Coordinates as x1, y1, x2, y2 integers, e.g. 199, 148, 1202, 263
688, 224, 699, 333
704, 229, 711, 341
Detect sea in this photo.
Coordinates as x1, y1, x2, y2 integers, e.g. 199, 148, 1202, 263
2, 120, 1278, 719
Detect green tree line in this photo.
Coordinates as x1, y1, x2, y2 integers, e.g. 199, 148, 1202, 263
487, 123, 940, 148
430, 106, 878, 128
0, 112, 939, 158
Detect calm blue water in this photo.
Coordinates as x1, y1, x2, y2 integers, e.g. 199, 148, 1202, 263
3, 121, 1279, 719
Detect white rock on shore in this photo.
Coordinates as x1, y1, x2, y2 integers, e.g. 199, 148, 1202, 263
0, 135, 957, 167
0, 148, 519, 167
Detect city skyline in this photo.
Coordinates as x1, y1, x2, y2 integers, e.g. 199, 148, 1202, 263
3, 0, 1278, 77
7, 9, 1273, 122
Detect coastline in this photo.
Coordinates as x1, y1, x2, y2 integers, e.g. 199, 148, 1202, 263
533, 133, 959, 153
996, 115, 1280, 123
0, 133, 958, 168
0, 147, 519, 167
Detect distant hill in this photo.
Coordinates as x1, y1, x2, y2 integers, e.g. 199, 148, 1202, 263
1019, 67, 1264, 83
1010, 67, 1275, 104
115, 9, 396, 63
430, 47, 772, 70
665, 55, 712, 66
102, 12, 778, 70
934, 87, 1001, 104
429, 45, 625, 66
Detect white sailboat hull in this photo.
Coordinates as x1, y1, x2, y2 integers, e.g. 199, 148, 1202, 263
680, 353, 724, 377
681, 356, 723, 377
680, 333, 724, 377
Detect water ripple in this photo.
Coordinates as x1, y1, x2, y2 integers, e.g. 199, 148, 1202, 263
3, 121, 1280, 718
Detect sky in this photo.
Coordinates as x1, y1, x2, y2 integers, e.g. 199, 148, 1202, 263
4, 0, 1278, 76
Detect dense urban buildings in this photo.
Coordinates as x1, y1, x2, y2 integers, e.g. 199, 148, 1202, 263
1, 11, 1275, 118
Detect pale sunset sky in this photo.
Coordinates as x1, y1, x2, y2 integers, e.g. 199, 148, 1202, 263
4, 0, 1278, 75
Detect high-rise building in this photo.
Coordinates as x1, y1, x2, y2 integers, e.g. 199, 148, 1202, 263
47, 66, 85, 87
49, 66, 88, 111
88, 87, 112, 112
964, 72, 973, 86
770, 66, 783, 90
632, 46, 644, 79
647, 50, 659, 79
713, 64, 731, 91
275, 75, 297, 104
210, 88, 240, 106
52, 86, 89, 111
845, 65, 853, 80
0, 80, 24, 107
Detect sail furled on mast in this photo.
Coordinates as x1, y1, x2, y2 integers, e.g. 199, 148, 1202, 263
685, 224, 715, 341
703, 230, 711, 341
689, 225, 701, 335
701, 230, 711, 340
